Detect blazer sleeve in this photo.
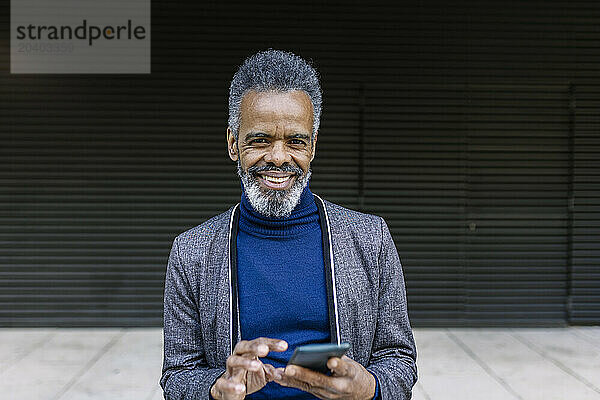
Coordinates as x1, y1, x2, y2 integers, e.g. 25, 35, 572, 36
365, 217, 418, 399
160, 237, 226, 399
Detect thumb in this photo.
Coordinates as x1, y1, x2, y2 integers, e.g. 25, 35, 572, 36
328, 357, 352, 377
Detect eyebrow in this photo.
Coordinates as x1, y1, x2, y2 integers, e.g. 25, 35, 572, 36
243, 131, 311, 142
288, 133, 311, 141
243, 132, 269, 142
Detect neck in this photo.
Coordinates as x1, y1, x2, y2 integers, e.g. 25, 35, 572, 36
238, 183, 319, 237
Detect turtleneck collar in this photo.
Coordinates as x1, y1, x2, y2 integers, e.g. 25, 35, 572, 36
238, 181, 319, 238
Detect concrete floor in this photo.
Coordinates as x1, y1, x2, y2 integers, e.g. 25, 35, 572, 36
0, 327, 598, 400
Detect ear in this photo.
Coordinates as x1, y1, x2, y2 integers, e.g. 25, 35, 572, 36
310, 130, 318, 162
227, 127, 238, 162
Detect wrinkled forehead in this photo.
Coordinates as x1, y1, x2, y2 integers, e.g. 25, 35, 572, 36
239, 90, 314, 131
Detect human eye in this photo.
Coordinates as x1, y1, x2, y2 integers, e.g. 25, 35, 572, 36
289, 139, 306, 146
250, 138, 269, 144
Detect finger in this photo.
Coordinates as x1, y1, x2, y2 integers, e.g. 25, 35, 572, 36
214, 376, 246, 397
226, 354, 262, 382
275, 373, 345, 398
327, 357, 353, 377
286, 365, 351, 395
273, 367, 286, 379
227, 355, 263, 372
284, 364, 330, 389
272, 367, 293, 387
263, 363, 282, 382
233, 337, 288, 357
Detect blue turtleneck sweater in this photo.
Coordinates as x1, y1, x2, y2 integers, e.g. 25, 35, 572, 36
234, 182, 380, 400
237, 183, 328, 399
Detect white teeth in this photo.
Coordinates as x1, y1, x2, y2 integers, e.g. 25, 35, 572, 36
262, 175, 290, 183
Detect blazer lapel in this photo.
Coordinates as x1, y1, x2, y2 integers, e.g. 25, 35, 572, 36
214, 248, 232, 365
313, 194, 344, 347
328, 227, 355, 359
213, 204, 239, 365
317, 198, 359, 361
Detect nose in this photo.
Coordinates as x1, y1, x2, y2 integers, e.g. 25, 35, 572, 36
263, 141, 292, 166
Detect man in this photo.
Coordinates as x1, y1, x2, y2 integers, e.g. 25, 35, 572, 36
160, 49, 417, 400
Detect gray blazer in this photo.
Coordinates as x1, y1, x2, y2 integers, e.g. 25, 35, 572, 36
160, 194, 418, 399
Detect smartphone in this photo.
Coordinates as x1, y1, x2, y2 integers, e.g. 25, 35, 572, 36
287, 342, 351, 374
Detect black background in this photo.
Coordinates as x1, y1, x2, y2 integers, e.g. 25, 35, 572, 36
1, 1, 599, 326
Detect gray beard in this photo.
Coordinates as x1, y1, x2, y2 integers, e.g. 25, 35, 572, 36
237, 160, 311, 219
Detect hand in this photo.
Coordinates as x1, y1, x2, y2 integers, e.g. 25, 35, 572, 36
210, 337, 288, 400
269, 355, 376, 400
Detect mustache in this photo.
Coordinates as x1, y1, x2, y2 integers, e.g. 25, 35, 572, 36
247, 164, 303, 176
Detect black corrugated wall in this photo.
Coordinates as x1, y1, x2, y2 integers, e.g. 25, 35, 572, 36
1, 1, 599, 326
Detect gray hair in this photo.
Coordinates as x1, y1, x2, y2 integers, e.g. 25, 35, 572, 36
228, 49, 322, 141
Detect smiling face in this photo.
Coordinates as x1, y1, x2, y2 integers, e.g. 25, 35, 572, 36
227, 90, 318, 218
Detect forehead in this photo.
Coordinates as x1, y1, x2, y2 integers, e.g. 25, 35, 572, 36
239, 90, 314, 131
